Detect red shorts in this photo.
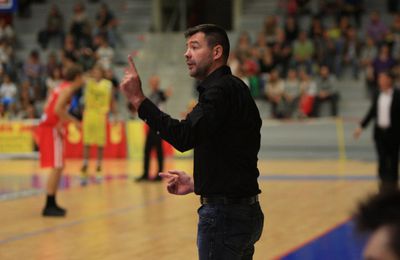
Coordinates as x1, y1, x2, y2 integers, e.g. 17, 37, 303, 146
37, 125, 65, 168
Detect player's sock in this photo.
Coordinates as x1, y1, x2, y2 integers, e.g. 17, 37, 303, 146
45, 194, 56, 208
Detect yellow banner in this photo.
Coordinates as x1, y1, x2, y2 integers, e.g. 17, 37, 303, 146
126, 120, 145, 160
0, 121, 34, 153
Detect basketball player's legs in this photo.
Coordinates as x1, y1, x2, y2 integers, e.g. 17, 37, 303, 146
47, 167, 63, 195
95, 116, 106, 179
96, 146, 104, 172
41, 128, 67, 217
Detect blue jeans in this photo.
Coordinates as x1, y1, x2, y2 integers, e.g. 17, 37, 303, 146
197, 202, 264, 260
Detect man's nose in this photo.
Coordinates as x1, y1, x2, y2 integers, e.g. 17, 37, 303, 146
184, 49, 190, 59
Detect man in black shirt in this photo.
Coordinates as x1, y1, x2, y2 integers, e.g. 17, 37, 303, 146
354, 71, 400, 193
120, 24, 264, 260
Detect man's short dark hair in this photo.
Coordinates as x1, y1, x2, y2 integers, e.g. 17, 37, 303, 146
379, 70, 396, 81
64, 65, 83, 81
354, 191, 400, 258
184, 24, 230, 63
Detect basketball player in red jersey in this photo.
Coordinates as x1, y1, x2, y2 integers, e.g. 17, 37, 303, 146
38, 65, 84, 217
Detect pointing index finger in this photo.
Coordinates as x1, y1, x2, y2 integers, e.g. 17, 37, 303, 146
128, 55, 138, 75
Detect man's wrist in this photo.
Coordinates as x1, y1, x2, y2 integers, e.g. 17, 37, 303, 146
129, 95, 146, 110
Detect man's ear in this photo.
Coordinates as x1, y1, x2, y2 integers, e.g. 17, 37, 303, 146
213, 45, 223, 61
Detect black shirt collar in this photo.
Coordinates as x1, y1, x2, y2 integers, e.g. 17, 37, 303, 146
196, 65, 232, 93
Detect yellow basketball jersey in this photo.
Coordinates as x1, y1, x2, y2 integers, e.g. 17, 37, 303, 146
84, 78, 112, 114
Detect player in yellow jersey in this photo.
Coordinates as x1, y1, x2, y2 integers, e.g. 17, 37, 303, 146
80, 65, 116, 185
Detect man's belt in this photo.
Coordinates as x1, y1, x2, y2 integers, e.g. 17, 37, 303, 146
200, 195, 259, 205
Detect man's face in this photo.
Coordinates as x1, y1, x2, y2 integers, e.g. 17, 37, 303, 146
378, 74, 392, 92
184, 32, 214, 80
364, 226, 397, 260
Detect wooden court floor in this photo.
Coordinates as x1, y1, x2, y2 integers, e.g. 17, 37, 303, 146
0, 158, 377, 259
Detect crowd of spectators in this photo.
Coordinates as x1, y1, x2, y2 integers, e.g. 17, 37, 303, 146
229, 0, 400, 119
0, 1, 120, 121
2, 1, 400, 120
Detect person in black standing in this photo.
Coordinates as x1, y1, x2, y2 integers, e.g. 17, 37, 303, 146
354, 71, 400, 193
135, 75, 170, 182
120, 24, 264, 260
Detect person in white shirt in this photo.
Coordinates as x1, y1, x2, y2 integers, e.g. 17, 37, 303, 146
354, 71, 400, 193
95, 35, 114, 70
0, 74, 17, 108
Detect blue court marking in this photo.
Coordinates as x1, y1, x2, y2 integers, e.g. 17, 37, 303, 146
259, 175, 375, 181
0, 195, 166, 245
279, 221, 367, 260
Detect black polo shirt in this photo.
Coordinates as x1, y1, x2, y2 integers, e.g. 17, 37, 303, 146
138, 65, 262, 197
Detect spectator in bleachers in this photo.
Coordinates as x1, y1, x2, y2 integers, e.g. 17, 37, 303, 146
80, 21, 95, 50
293, 31, 315, 73
95, 34, 114, 70
228, 51, 241, 76
388, 13, 400, 59
0, 39, 14, 74
271, 30, 292, 76
366, 11, 389, 45
61, 35, 79, 65
235, 31, 252, 60
372, 45, 396, 82
339, 0, 364, 28
235, 64, 250, 88
259, 47, 276, 75
284, 15, 299, 44
0, 17, 15, 46
78, 47, 96, 72
298, 69, 317, 117
45, 52, 61, 76
18, 102, 38, 119
361, 37, 378, 96
317, 32, 334, 72
334, 16, 351, 65
265, 69, 286, 118
283, 68, 301, 117
296, 0, 312, 15
263, 15, 280, 46
318, 0, 340, 17
45, 66, 62, 97
308, 15, 324, 40
338, 26, 362, 79
242, 51, 261, 97
312, 65, 339, 117
69, 2, 91, 48
253, 32, 269, 57
22, 50, 45, 100
361, 37, 378, 69
20, 80, 35, 109
93, 3, 118, 47
0, 74, 17, 111
281, 0, 299, 17
38, 4, 65, 50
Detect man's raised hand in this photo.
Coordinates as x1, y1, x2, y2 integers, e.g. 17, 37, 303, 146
119, 55, 146, 110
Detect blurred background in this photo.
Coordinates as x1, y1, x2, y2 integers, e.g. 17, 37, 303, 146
1, 0, 399, 259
